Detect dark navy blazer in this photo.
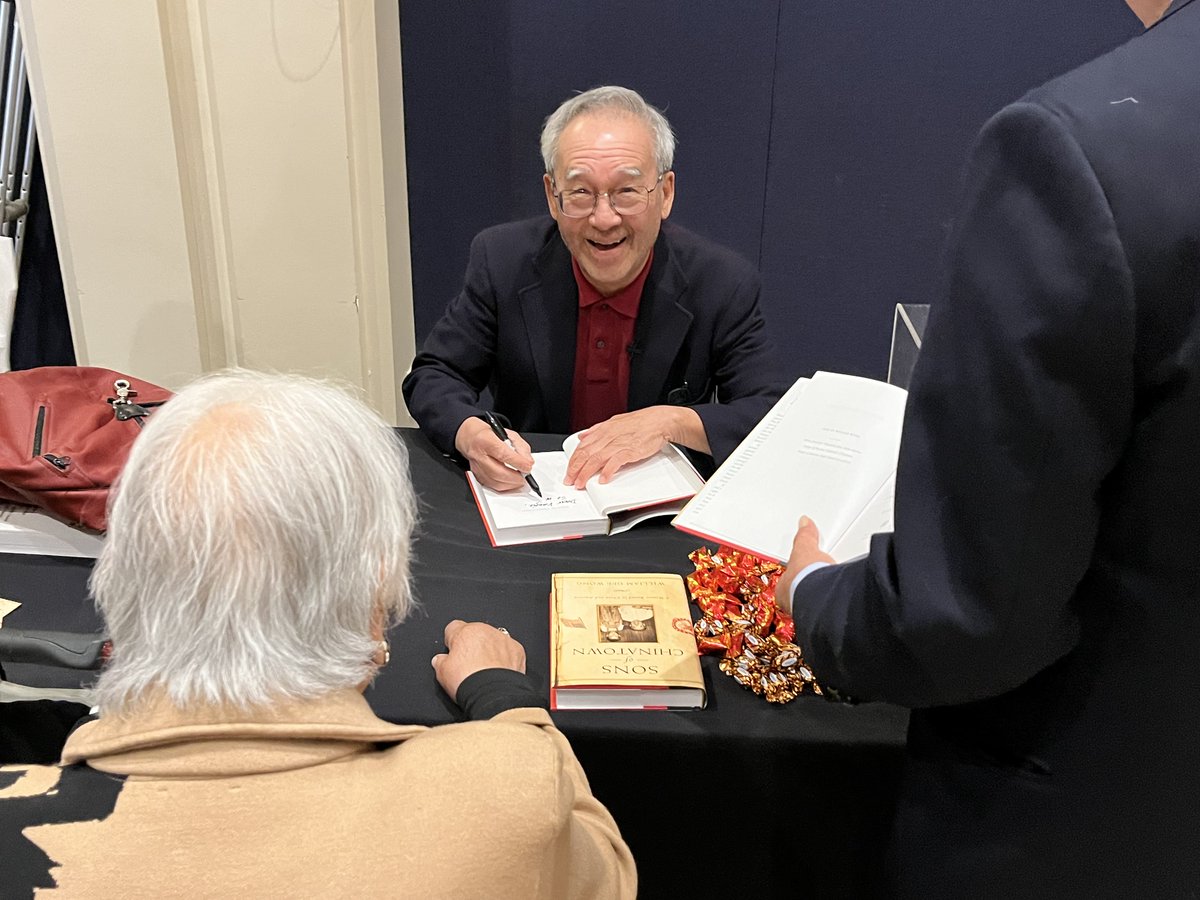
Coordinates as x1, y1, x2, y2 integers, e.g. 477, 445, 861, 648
402, 218, 783, 466
795, 1, 1200, 895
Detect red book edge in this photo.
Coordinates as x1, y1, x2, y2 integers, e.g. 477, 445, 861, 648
671, 522, 785, 565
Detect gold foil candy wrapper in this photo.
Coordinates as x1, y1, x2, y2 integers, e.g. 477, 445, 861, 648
686, 545, 824, 704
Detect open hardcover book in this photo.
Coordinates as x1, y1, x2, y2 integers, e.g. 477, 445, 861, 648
468, 433, 704, 547
673, 371, 908, 563
550, 572, 706, 710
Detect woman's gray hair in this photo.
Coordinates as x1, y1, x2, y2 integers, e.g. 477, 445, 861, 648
540, 85, 676, 176
91, 369, 417, 713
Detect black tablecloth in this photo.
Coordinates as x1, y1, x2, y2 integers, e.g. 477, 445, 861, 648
1, 429, 908, 896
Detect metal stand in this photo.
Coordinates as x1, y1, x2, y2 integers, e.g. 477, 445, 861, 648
0, 0, 35, 268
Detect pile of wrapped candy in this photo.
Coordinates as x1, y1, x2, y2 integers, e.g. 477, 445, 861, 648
686, 546, 823, 704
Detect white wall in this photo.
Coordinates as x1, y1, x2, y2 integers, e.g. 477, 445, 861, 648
17, 0, 414, 423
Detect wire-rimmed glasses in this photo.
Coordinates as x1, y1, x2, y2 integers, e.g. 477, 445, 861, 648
552, 173, 666, 218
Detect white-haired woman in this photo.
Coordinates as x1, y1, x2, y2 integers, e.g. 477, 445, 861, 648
0, 370, 635, 899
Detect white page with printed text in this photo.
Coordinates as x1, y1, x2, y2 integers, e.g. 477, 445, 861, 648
673, 372, 907, 563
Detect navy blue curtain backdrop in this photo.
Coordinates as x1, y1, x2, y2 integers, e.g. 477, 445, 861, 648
399, 1, 1138, 381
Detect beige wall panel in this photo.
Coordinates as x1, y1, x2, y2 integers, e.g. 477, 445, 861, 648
19, 0, 203, 387
19, 0, 413, 415
199, 1, 361, 379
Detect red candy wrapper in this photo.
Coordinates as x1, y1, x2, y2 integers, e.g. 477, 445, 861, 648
687, 546, 823, 704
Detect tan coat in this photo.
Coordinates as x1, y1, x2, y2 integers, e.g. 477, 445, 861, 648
0, 690, 636, 898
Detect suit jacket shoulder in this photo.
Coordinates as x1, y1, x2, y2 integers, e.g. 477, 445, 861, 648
470, 216, 564, 285
656, 221, 759, 285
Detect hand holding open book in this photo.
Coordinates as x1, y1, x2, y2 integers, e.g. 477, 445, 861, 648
468, 433, 704, 547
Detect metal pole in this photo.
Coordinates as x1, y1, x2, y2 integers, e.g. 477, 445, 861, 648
0, 20, 21, 237
14, 107, 35, 270
0, 4, 13, 79
0, 3, 12, 97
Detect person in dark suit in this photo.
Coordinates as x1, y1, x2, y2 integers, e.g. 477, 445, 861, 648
779, 0, 1200, 895
402, 86, 781, 492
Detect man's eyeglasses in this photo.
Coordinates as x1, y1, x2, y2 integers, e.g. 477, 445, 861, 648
552, 173, 666, 218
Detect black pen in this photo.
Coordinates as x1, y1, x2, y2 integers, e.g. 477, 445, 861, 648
481, 411, 542, 497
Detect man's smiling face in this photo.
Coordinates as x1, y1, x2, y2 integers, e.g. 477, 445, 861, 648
543, 112, 675, 296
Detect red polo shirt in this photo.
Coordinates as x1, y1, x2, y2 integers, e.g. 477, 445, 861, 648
569, 253, 653, 433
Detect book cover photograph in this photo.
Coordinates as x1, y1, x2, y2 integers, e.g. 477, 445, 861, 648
550, 572, 707, 710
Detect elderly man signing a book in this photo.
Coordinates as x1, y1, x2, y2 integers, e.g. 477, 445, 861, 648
402, 85, 782, 492
0, 369, 635, 899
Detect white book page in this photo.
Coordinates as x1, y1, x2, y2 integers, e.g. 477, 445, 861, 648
673, 372, 906, 562
827, 470, 895, 562
552, 687, 706, 709
561, 434, 702, 516
672, 378, 810, 560
607, 496, 691, 535
473, 452, 604, 530
0, 504, 104, 558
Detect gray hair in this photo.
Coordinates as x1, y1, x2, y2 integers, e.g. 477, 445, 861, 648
91, 369, 417, 713
540, 85, 676, 176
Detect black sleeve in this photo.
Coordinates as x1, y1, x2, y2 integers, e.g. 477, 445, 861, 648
454, 668, 548, 720
401, 230, 500, 455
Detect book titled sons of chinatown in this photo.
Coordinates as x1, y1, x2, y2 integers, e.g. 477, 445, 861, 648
549, 572, 706, 710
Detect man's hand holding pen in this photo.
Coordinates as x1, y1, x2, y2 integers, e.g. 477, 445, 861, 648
454, 414, 541, 494
456, 404, 712, 493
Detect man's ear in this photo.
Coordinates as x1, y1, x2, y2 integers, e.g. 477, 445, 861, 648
660, 171, 676, 220
543, 173, 560, 221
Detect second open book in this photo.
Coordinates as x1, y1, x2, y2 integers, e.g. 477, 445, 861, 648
673, 372, 908, 563
468, 432, 705, 547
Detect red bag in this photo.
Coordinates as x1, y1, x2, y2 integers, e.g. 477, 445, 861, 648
0, 366, 173, 532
